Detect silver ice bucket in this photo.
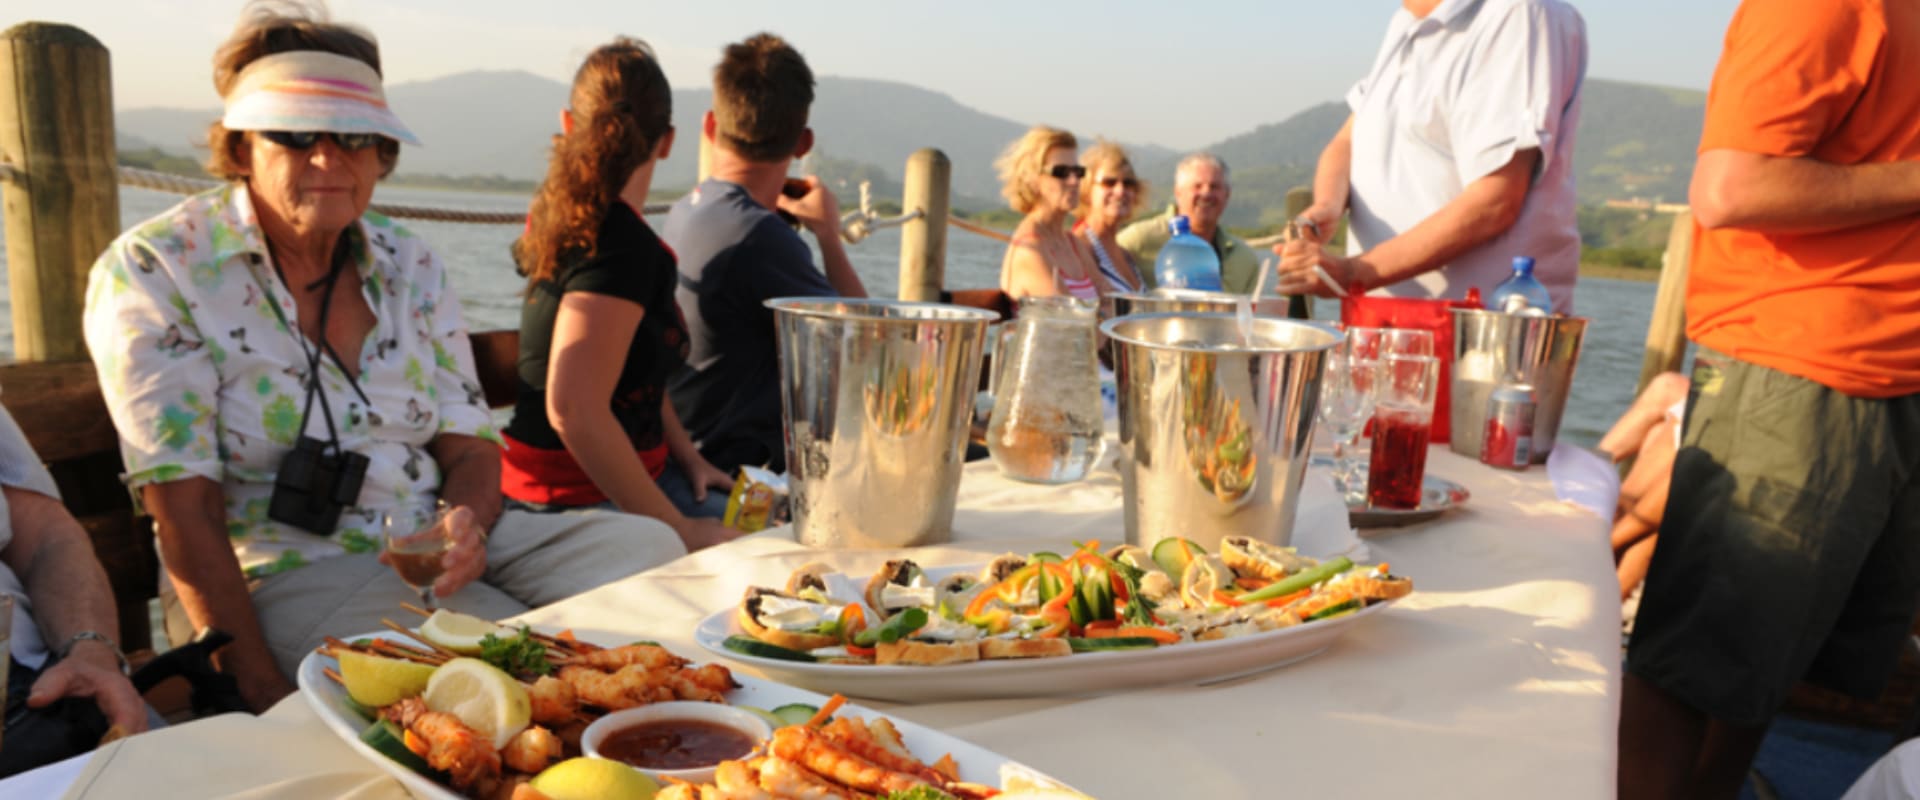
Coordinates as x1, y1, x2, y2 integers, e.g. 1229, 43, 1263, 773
1101, 313, 1340, 553
1448, 308, 1589, 463
768, 298, 997, 548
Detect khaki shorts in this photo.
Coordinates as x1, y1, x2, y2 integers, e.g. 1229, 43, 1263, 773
1627, 350, 1920, 725
165, 508, 685, 679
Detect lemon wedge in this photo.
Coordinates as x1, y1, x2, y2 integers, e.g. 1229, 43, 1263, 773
421, 657, 530, 750
337, 649, 437, 708
417, 609, 509, 655
530, 757, 659, 800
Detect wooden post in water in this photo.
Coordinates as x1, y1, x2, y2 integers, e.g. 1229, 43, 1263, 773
1282, 186, 1313, 319
1, 23, 118, 362
1636, 210, 1694, 394
897, 148, 950, 302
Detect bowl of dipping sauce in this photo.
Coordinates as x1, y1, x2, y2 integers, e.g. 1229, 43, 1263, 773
582, 701, 774, 785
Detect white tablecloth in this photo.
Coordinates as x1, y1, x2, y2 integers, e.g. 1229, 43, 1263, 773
38, 446, 1619, 799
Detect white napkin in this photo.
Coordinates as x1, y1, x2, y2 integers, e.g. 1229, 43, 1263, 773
1546, 443, 1619, 519
1292, 467, 1369, 562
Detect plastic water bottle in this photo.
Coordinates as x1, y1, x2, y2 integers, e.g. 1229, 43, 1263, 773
1155, 215, 1224, 291
1490, 256, 1553, 314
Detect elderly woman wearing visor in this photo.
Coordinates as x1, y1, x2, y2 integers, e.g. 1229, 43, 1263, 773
82, 4, 684, 712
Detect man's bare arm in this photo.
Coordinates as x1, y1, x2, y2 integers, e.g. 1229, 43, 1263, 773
1346, 148, 1539, 290
1690, 149, 1920, 232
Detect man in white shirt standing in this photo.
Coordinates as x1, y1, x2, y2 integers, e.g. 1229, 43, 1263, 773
1275, 0, 1588, 313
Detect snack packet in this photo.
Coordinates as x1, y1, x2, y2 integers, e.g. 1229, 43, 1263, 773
723, 466, 790, 532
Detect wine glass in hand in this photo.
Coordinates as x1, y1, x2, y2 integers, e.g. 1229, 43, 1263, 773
383, 507, 453, 609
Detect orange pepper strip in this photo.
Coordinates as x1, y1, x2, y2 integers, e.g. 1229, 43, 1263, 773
845, 643, 877, 658
1083, 619, 1121, 635
1264, 588, 1311, 608
1033, 593, 1074, 639
1234, 576, 1273, 591
1212, 589, 1244, 607
807, 694, 847, 728
839, 603, 867, 645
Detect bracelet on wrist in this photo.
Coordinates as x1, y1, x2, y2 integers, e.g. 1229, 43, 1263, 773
59, 630, 131, 676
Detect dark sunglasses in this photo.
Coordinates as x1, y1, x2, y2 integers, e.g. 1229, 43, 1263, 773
1045, 164, 1088, 180
259, 130, 385, 152
1098, 176, 1141, 190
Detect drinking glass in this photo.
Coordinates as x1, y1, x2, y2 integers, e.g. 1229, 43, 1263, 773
1367, 354, 1441, 510
1346, 326, 1435, 360
1318, 345, 1383, 506
384, 505, 453, 609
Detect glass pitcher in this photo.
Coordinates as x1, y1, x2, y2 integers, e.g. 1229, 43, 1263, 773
987, 296, 1103, 483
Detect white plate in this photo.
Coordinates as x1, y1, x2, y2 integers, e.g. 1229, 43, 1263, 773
297, 630, 1076, 799
694, 564, 1397, 703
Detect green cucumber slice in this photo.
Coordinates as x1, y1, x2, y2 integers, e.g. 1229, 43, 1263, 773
722, 635, 818, 662
1066, 636, 1161, 653
360, 719, 439, 778
1150, 538, 1206, 578
770, 703, 821, 726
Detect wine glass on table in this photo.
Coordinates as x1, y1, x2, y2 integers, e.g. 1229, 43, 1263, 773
1318, 343, 1383, 506
383, 505, 453, 610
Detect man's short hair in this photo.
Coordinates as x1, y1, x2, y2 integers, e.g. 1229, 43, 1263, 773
712, 33, 814, 162
1176, 152, 1231, 185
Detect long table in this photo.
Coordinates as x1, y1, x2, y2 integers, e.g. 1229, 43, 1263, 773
43, 446, 1619, 799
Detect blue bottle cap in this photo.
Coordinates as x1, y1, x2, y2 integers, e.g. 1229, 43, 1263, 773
1169, 215, 1192, 236
1512, 256, 1535, 275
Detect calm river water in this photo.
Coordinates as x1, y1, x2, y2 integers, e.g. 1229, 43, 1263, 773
0, 185, 1669, 448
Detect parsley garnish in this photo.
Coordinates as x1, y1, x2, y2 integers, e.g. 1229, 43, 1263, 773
478, 625, 551, 678
884, 788, 957, 800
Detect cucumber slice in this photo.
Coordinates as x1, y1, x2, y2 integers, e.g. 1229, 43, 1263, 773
1150, 538, 1205, 578
1028, 551, 1064, 563
341, 696, 376, 723
770, 703, 821, 726
360, 719, 440, 778
722, 635, 818, 662
1305, 599, 1363, 622
1066, 636, 1161, 653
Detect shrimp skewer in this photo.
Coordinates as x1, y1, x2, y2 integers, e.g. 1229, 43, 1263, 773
527, 675, 579, 725
381, 698, 502, 790
565, 643, 687, 672
757, 755, 871, 799
769, 726, 930, 795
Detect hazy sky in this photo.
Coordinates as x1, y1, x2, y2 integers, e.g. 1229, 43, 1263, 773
11, 0, 1742, 150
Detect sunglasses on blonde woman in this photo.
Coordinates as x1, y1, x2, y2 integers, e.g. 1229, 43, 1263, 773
1045, 164, 1088, 180
1098, 176, 1140, 190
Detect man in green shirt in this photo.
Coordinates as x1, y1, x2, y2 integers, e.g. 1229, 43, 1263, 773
1119, 153, 1262, 294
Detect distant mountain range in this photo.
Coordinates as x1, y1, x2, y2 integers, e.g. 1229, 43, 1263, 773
117, 72, 1702, 230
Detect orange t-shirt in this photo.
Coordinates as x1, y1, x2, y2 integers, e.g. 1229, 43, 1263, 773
1686, 0, 1920, 398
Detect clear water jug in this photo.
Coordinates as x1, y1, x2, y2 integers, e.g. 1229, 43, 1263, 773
987, 296, 1104, 483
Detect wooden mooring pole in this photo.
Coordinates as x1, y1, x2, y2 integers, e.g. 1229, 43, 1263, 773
1636, 210, 1694, 394
896, 148, 950, 302
1, 22, 118, 362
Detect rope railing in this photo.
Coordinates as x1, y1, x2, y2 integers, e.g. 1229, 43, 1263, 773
114, 165, 672, 223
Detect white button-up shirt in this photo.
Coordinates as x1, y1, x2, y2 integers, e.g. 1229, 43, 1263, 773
1345, 0, 1588, 312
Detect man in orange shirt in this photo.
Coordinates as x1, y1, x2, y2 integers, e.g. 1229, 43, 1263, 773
1620, 1, 1920, 797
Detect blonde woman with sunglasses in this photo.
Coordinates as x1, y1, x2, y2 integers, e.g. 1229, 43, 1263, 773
1073, 140, 1148, 293
993, 126, 1106, 300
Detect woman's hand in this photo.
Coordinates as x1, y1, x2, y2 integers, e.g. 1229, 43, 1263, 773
685, 459, 736, 505
430, 505, 488, 598
677, 516, 744, 553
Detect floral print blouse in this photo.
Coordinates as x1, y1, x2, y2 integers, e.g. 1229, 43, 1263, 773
83, 185, 501, 578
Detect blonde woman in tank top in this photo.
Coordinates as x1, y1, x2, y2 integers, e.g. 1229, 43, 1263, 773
994, 126, 1105, 301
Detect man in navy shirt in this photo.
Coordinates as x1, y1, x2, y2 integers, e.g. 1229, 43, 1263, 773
663, 33, 867, 475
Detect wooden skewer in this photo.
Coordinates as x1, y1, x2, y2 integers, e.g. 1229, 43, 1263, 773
368, 641, 447, 667
382, 618, 461, 659
400, 602, 433, 619
323, 667, 344, 685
